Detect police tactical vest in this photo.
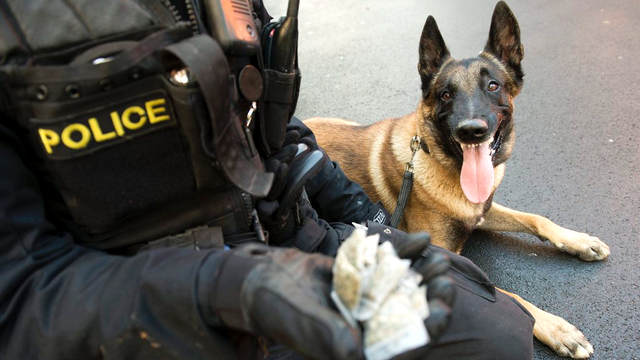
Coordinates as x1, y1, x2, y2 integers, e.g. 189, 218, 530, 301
0, 0, 274, 251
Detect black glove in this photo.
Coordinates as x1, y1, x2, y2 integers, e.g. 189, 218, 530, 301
258, 128, 326, 246
286, 117, 319, 152
257, 130, 301, 245
263, 120, 320, 203
366, 223, 455, 357
263, 130, 301, 201
211, 243, 364, 360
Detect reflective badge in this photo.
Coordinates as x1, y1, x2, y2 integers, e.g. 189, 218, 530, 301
373, 209, 386, 224
35, 91, 176, 159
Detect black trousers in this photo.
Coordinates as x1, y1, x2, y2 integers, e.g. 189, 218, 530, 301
426, 246, 535, 360
264, 245, 535, 360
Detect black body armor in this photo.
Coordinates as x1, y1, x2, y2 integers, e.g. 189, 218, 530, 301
0, 0, 284, 251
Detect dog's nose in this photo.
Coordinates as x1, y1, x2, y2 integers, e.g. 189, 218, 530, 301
456, 119, 489, 143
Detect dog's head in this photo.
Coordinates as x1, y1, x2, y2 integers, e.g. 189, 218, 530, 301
418, 1, 523, 204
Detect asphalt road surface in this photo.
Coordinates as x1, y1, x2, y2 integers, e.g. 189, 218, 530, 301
266, 0, 640, 358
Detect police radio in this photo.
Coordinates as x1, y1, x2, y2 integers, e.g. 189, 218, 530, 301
203, 0, 261, 55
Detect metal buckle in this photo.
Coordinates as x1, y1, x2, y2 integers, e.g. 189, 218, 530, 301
246, 101, 257, 128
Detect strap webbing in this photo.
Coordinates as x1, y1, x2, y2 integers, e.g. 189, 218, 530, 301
390, 135, 421, 228
390, 170, 414, 228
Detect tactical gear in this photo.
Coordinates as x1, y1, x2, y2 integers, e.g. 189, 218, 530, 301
0, 0, 276, 250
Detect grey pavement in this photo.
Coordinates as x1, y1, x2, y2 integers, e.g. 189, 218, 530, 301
266, 0, 640, 359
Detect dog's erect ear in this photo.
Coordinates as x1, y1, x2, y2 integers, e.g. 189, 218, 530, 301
418, 16, 450, 94
484, 2, 524, 83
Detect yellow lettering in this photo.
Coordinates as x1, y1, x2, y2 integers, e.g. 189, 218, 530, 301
38, 128, 60, 155
146, 98, 170, 124
121, 106, 147, 130
88, 118, 117, 142
110, 112, 125, 136
61, 123, 91, 150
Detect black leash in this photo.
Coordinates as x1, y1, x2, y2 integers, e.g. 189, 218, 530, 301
390, 135, 421, 228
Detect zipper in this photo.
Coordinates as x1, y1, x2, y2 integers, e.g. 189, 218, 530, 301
184, 0, 201, 34
160, 0, 183, 24
135, 0, 178, 27
158, 0, 201, 34
137, 0, 201, 34
240, 191, 254, 227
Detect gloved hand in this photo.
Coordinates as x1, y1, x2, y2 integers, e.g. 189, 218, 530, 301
256, 130, 301, 245
257, 128, 326, 246
366, 223, 455, 358
211, 243, 364, 360
286, 117, 319, 152
262, 120, 321, 203
263, 130, 301, 202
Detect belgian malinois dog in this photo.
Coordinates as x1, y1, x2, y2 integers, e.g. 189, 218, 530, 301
306, 2, 610, 358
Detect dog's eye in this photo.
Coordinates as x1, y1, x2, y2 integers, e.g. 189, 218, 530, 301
441, 91, 451, 101
487, 81, 500, 92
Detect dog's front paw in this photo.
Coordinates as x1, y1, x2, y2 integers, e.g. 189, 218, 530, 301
549, 228, 610, 261
534, 311, 594, 359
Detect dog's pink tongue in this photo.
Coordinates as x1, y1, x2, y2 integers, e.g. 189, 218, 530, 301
460, 142, 494, 203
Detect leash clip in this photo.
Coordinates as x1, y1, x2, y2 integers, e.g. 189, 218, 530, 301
410, 135, 421, 152
405, 135, 421, 172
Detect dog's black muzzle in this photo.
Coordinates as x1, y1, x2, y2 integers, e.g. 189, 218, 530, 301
455, 119, 491, 144
447, 115, 509, 163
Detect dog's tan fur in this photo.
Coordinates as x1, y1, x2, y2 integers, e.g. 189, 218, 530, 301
305, 2, 609, 358
307, 111, 506, 254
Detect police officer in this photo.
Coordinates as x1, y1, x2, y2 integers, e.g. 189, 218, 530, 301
0, 1, 534, 360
